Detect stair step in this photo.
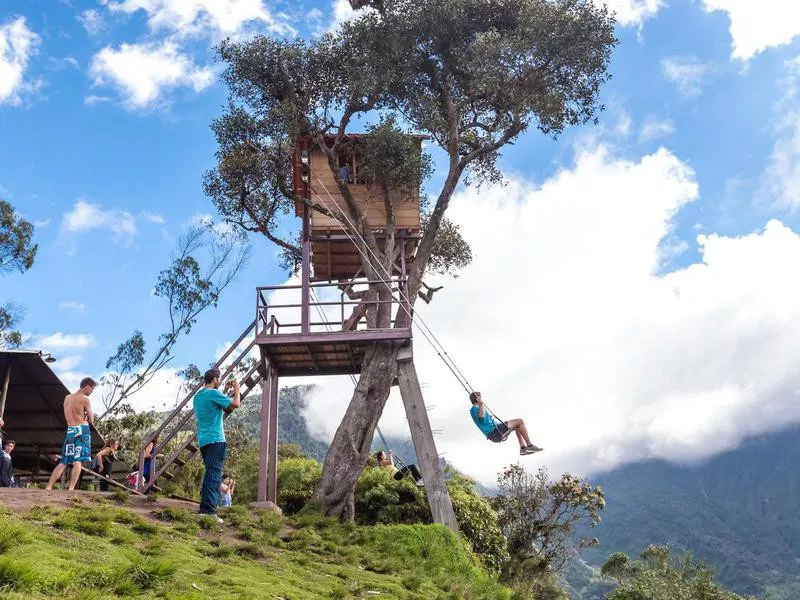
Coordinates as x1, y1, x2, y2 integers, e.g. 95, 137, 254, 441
173, 457, 186, 467
185, 442, 199, 452
162, 471, 175, 480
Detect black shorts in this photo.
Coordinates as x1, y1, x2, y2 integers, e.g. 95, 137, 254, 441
487, 421, 510, 443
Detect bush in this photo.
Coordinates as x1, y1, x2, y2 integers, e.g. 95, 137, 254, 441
450, 483, 509, 574
277, 457, 323, 514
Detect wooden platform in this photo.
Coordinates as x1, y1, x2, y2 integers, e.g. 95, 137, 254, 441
256, 328, 411, 376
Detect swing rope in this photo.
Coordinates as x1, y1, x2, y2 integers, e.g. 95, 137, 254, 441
310, 177, 507, 434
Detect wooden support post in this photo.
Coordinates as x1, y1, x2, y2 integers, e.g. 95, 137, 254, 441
0, 363, 11, 420
396, 345, 459, 533
253, 357, 282, 513
301, 204, 311, 334
256, 360, 273, 504
266, 368, 279, 504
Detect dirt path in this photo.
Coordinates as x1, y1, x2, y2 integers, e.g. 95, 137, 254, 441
0, 488, 199, 515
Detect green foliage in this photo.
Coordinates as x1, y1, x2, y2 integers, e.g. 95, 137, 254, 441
0, 198, 37, 274
493, 465, 605, 573
602, 546, 754, 600
277, 456, 324, 514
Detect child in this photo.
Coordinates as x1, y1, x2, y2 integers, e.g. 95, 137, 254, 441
219, 473, 235, 507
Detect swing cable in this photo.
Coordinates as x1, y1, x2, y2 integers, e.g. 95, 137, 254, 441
313, 177, 476, 395
313, 178, 508, 427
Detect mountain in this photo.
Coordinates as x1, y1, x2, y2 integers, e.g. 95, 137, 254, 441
567, 425, 800, 599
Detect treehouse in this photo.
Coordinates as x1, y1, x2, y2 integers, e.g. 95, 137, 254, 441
293, 134, 424, 281
139, 132, 457, 533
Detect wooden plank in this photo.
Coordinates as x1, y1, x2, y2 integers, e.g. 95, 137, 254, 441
397, 351, 458, 533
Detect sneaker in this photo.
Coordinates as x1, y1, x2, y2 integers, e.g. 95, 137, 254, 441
200, 513, 224, 525
416, 479, 425, 487
520, 445, 543, 455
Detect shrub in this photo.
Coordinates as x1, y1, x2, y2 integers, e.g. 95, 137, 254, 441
277, 457, 323, 514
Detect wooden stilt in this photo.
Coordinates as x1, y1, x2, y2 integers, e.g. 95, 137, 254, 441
396, 345, 459, 533
266, 368, 279, 504
256, 357, 273, 504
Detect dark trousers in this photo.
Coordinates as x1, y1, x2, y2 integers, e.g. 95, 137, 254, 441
199, 442, 227, 515
97, 459, 114, 491
393, 464, 422, 482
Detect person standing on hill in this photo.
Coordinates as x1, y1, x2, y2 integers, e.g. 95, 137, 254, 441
46, 377, 97, 490
0, 439, 15, 487
193, 369, 240, 523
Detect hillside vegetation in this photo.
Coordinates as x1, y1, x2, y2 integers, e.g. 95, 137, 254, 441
569, 425, 800, 599
0, 492, 510, 599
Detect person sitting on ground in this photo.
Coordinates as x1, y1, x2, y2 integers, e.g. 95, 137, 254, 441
376, 450, 424, 487
469, 391, 542, 456
219, 474, 235, 507
46, 377, 97, 490
0, 439, 15, 487
93, 438, 119, 491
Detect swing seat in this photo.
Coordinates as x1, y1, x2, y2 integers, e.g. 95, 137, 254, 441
487, 422, 511, 443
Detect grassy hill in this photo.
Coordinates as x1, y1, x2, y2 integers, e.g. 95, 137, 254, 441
567, 425, 800, 599
0, 489, 510, 599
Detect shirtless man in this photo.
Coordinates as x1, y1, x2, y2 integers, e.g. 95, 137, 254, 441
46, 377, 97, 491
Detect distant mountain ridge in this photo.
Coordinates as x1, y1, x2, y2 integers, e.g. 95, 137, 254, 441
567, 424, 800, 599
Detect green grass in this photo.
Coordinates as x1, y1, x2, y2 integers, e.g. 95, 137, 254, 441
0, 502, 511, 599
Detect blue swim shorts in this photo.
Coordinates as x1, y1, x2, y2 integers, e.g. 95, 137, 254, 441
60, 424, 92, 464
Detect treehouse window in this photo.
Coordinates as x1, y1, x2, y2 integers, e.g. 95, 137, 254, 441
336, 152, 367, 185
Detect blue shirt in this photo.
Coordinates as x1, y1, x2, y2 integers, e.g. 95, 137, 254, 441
193, 388, 233, 447
470, 405, 499, 437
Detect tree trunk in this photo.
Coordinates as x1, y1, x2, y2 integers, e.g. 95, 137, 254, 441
312, 341, 399, 519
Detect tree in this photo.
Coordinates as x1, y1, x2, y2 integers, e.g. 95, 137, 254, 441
98, 224, 248, 420
491, 465, 605, 590
602, 546, 755, 600
0, 199, 37, 275
206, 0, 617, 519
0, 199, 37, 348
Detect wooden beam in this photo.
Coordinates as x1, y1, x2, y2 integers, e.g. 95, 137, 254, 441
266, 368, 279, 504
396, 350, 458, 533
257, 357, 273, 504
256, 328, 410, 347
0, 363, 11, 420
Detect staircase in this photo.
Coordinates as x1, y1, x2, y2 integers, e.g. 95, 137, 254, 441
136, 320, 265, 494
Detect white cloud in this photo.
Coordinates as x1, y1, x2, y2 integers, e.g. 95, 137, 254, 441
84, 94, 112, 106
0, 16, 41, 106
764, 56, 800, 210
60, 200, 137, 242
89, 41, 214, 109
101, 0, 295, 39
599, 0, 664, 27
58, 301, 86, 313
702, 0, 800, 60
91, 367, 187, 414
36, 332, 96, 351
55, 355, 83, 371
661, 56, 713, 96
78, 9, 105, 35
330, 0, 358, 31
48, 56, 80, 70
298, 144, 800, 486
142, 211, 165, 224
639, 116, 675, 142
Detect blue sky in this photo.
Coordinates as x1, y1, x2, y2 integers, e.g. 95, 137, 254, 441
3, 0, 800, 481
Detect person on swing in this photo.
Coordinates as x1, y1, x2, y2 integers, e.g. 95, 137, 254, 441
469, 391, 542, 455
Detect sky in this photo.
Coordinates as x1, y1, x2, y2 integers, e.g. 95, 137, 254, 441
2, 0, 800, 485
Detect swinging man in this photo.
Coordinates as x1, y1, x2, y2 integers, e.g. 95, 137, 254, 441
469, 391, 542, 456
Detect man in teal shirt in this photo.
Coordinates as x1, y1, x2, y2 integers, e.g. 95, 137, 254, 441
194, 368, 241, 520
469, 391, 542, 456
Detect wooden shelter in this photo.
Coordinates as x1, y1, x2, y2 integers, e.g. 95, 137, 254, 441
0, 350, 105, 481
139, 134, 458, 531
